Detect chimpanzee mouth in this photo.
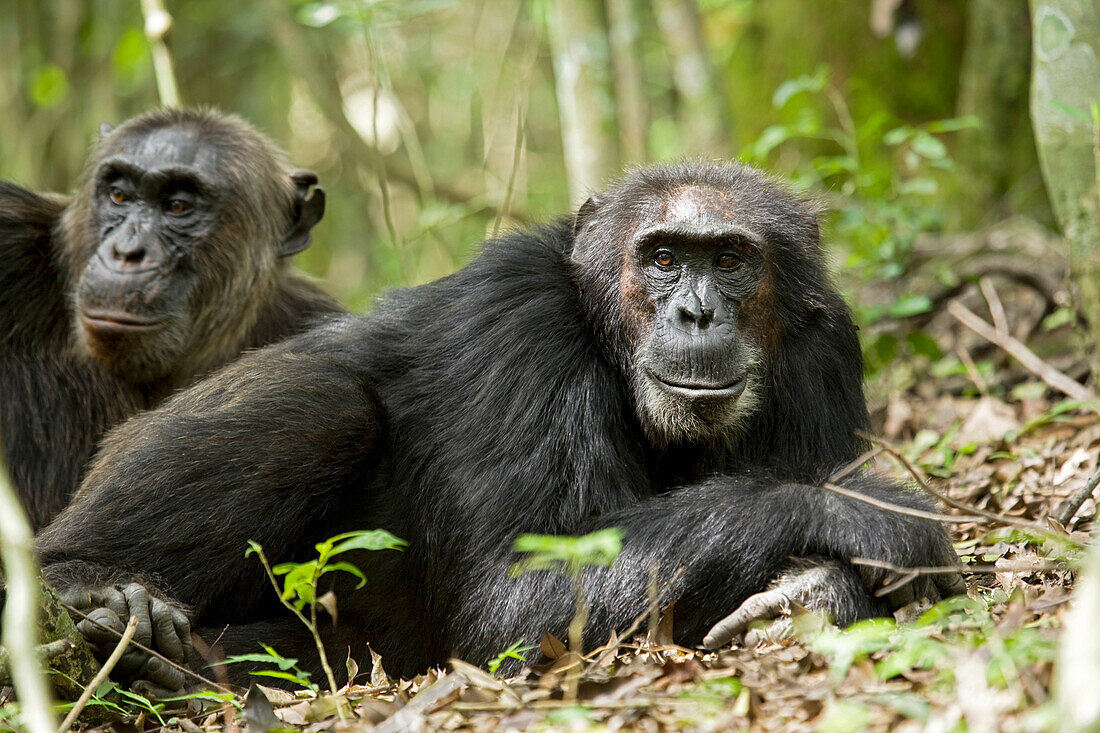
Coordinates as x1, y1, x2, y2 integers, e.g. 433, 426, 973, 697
80, 311, 167, 334
648, 371, 748, 399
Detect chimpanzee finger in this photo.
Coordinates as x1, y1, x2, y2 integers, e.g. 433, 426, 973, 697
137, 656, 187, 694
702, 588, 789, 650
172, 609, 191, 655
60, 586, 128, 621
121, 583, 154, 648
148, 597, 186, 662
76, 607, 125, 649
935, 570, 967, 597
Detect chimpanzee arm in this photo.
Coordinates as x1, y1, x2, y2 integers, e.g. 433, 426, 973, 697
35, 344, 384, 620
0, 182, 68, 339
451, 474, 961, 668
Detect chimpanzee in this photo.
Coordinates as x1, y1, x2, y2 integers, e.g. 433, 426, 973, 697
0, 108, 342, 529
34, 161, 962, 692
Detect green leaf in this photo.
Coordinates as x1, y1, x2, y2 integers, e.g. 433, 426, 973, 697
215, 652, 299, 671
750, 125, 794, 159
320, 561, 369, 588
326, 529, 407, 557
250, 670, 315, 687
910, 133, 946, 160
771, 68, 827, 108
1041, 307, 1076, 331
906, 330, 943, 360
885, 294, 932, 318
29, 64, 69, 109
883, 125, 913, 146
924, 115, 980, 133
512, 528, 623, 576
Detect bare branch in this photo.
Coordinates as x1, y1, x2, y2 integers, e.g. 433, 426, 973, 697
821, 481, 983, 524
1054, 465, 1100, 526
948, 299, 1097, 402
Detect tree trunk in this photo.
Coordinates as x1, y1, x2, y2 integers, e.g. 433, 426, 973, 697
605, 0, 648, 163
955, 0, 1045, 227
1029, 0, 1100, 376
547, 0, 618, 204
652, 0, 728, 156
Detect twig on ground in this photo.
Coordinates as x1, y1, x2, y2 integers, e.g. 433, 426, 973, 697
62, 604, 226, 691
1054, 465, 1100, 526
855, 555, 1068, 597
858, 432, 1069, 538
56, 615, 138, 733
948, 300, 1096, 402
957, 345, 990, 398
821, 481, 983, 524
979, 277, 1010, 337
825, 447, 884, 484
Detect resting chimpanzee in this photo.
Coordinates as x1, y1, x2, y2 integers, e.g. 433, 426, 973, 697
0, 108, 342, 529
34, 161, 962, 692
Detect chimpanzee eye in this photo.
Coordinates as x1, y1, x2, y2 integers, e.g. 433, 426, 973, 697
109, 188, 128, 205
654, 250, 676, 267
166, 199, 191, 216
716, 252, 739, 269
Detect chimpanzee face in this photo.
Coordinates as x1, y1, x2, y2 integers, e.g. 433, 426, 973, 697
74, 124, 228, 381
627, 186, 767, 445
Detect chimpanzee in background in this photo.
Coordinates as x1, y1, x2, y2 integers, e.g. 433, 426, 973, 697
35, 161, 962, 692
0, 108, 342, 529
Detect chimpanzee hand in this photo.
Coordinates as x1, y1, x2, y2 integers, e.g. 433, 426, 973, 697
60, 582, 191, 695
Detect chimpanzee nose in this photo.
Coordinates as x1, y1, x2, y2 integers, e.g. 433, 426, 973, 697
678, 293, 714, 329
111, 239, 148, 266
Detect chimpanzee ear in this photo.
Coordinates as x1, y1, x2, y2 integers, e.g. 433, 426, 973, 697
280, 169, 326, 257
98, 123, 114, 139
570, 194, 604, 263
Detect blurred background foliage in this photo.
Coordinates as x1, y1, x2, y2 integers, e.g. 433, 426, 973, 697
0, 0, 1054, 385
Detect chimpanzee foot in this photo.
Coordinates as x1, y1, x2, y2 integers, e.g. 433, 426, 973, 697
703, 557, 882, 650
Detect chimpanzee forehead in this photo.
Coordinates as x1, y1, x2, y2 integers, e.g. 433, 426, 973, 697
107, 125, 221, 176
660, 185, 739, 226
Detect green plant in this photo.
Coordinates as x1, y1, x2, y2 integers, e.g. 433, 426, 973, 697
744, 67, 977, 377
510, 529, 623, 700
244, 529, 406, 695
510, 529, 623, 655
215, 643, 319, 693
487, 639, 537, 676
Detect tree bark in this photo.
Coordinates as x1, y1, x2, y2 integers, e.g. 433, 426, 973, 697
652, 0, 728, 156
955, 0, 1044, 226
548, 0, 618, 204
1029, 0, 1100, 376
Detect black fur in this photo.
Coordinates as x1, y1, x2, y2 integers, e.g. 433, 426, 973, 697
35, 161, 957, 683
0, 109, 342, 529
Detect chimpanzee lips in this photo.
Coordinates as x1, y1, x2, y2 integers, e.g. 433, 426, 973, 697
80, 311, 167, 334
647, 370, 748, 399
